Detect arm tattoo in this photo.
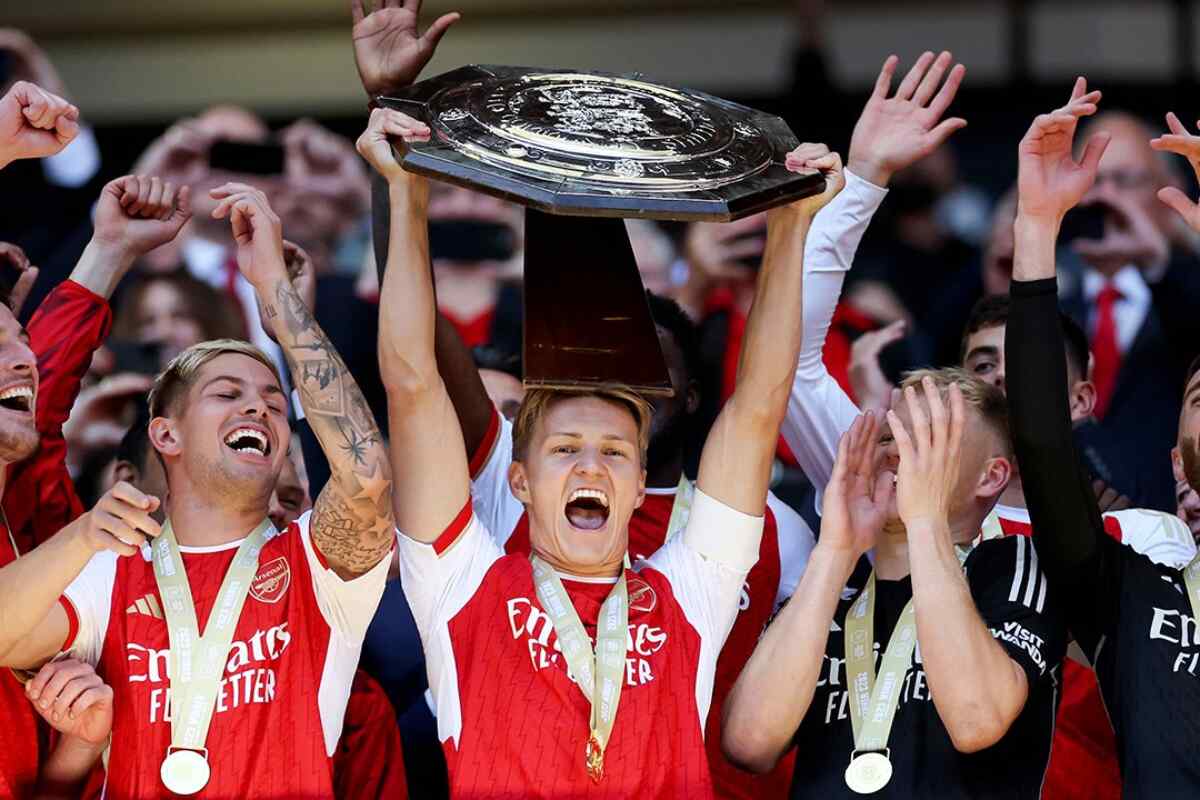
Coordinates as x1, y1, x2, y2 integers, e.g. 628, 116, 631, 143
271, 279, 394, 576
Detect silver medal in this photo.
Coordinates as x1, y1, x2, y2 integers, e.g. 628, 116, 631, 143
844, 751, 893, 795
160, 748, 211, 795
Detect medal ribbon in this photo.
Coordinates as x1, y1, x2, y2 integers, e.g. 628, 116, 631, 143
664, 475, 695, 541
530, 555, 628, 782
844, 573, 917, 753
153, 519, 273, 754
844, 548, 968, 755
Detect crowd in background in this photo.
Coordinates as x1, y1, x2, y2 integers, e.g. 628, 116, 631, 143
2, 2, 1200, 798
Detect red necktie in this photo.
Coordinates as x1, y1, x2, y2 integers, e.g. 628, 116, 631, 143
1091, 282, 1123, 420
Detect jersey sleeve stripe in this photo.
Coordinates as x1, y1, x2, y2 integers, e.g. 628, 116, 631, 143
468, 407, 501, 480
1009, 534, 1029, 603
433, 499, 475, 556
57, 594, 79, 652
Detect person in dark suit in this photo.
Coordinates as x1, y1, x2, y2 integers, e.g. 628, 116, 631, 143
1056, 111, 1200, 511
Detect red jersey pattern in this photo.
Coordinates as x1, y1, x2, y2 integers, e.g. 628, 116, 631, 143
399, 487, 763, 799
468, 409, 815, 799
984, 504, 1196, 800
59, 511, 390, 799
0, 280, 111, 800
334, 670, 408, 800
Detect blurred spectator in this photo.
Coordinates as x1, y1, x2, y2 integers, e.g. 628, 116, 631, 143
1058, 111, 1200, 510
109, 270, 246, 367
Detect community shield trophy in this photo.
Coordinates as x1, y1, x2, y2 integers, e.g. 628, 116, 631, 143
378, 65, 825, 393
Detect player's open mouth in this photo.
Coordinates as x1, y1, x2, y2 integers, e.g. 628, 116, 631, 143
0, 383, 33, 415
564, 488, 610, 531
224, 426, 271, 459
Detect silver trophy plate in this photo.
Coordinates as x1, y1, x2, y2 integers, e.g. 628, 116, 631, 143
378, 65, 824, 221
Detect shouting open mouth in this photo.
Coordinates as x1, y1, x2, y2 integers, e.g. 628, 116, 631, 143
564, 488, 610, 531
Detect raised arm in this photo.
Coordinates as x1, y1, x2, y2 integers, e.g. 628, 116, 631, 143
210, 182, 394, 578
696, 145, 843, 514
5, 176, 191, 546
359, 108, 470, 543
724, 412, 891, 772
1007, 80, 1114, 579
782, 51, 965, 496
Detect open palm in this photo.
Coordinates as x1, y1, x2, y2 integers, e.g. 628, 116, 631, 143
352, 0, 461, 96
821, 412, 892, 557
1017, 78, 1109, 221
848, 51, 967, 185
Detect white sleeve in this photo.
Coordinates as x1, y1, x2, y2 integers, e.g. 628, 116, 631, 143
61, 550, 118, 667
768, 491, 816, 607
781, 169, 888, 509
469, 412, 525, 547
398, 510, 504, 746
643, 488, 762, 727
1105, 508, 1198, 569
297, 510, 391, 645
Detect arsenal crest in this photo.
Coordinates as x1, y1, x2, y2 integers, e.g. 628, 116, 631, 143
249, 556, 291, 604
627, 577, 657, 614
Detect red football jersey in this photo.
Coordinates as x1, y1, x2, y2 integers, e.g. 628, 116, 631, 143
467, 409, 815, 798
58, 511, 390, 798
398, 485, 763, 798
334, 670, 408, 799
0, 280, 111, 799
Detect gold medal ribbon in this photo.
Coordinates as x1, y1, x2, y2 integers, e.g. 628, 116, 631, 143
530, 555, 628, 782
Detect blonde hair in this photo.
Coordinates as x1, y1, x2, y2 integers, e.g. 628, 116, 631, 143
900, 367, 1011, 457
512, 386, 652, 465
148, 339, 281, 419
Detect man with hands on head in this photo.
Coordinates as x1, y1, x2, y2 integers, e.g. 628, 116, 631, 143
0, 181, 394, 798
362, 102, 841, 796
726, 368, 1067, 799
1006, 80, 1200, 798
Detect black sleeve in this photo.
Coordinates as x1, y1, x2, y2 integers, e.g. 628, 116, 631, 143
1006, 277, 1118, 647
966, 537, 1067, 686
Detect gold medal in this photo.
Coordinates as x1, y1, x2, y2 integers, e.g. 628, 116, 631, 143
585, 732, 605, 783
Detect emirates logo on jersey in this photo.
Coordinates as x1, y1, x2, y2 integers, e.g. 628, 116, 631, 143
627, 577, 657, 614
249, 557, 291, 604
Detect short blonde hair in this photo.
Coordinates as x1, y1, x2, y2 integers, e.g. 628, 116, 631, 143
512, 386, 652, 465
148, 339, 281, 419
900, 367, 1011, 457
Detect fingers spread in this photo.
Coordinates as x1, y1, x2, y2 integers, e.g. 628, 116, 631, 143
926, 63, 966, 120
1158, 186, 1198, 221
912, 50, 952, 107
871, 55, 899, 99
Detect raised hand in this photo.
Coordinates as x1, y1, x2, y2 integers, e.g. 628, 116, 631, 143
356, 106, 429, 183
131, 119, 214, 186
1150, 112, 1200, 231
849, 320, 906, 413
257, 240, 316, 345
210, 182, 286, 289
93, 175, 193, 261
70, 481, 161, 557
887, 376, 964, 530
25, 659, 113, 744
847, 51, 967, 186
820, 411, 893, 557
783, 142, 845, 220
1016, 77, 1110, 223
0, 81, 79, 168
351, 0, 461, 96
0, 242, 38, 318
